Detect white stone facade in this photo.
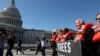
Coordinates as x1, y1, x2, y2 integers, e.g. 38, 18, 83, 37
0, 0, 52, 44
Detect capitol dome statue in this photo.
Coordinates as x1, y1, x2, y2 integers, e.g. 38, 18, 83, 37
0, 0, 22, 29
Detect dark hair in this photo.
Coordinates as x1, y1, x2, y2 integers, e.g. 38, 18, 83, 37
63, 28, 69, 32
41, 37, 45, 40
43, 37, 45, 40
95, 13, 100, 20
0, 28, 7, 36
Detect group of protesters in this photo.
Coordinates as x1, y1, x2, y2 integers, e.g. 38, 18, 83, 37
0, 28, 24, 56
1, 13, 100, 56
50, 13, 100, 56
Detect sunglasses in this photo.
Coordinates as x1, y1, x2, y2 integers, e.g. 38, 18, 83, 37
95, 18, 100, 20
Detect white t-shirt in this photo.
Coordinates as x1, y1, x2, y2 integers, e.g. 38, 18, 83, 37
41, 40, 46, 47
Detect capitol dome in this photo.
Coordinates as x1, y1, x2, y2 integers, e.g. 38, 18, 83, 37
0, 0, 22, 29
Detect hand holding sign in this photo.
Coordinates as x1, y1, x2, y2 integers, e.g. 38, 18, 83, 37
74, 38, 81, 42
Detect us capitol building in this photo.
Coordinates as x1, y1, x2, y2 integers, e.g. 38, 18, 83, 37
0, 0, 52, 44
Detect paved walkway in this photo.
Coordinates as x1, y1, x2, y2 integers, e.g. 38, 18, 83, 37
3, 49, 53, 56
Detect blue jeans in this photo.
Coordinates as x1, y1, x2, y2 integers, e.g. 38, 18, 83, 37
0, 48, 4, 56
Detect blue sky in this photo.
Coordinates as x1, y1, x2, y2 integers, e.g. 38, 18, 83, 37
0, 0, 100, 31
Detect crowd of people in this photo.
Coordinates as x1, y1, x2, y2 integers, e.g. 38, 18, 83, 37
0, 27, 47, 56
50, 13, 100, 56
0, 13, 100, 56
0, 29, 24, 56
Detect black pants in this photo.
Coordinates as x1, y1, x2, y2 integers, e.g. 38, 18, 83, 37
97, 43, 100, 56
51, 42, 57, 56
6, 45, 14, 56
52, 48, 57, 56
6, 46, 13, 56
82, 43, 98, 56
41, 47, 45, 56
0, 49, 4, 56
35, 46, 41, 55
16, 47, 24, 54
